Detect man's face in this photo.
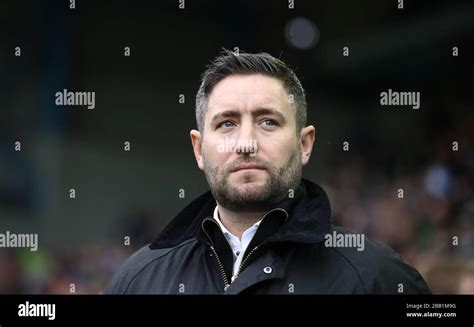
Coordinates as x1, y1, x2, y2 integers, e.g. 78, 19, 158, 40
191, 74, 313, 212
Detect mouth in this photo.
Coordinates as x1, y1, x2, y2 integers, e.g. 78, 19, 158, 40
230, 164, 266, 173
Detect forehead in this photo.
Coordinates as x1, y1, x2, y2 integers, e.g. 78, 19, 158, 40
206, 74, 291, 116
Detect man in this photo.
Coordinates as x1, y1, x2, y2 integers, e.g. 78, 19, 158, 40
105, 50, 431, 294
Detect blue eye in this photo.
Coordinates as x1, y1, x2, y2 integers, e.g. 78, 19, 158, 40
218, 120, 235, 129
262, 119, 276, 126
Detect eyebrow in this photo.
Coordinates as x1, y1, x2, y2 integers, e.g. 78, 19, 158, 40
210, 108, 287, 125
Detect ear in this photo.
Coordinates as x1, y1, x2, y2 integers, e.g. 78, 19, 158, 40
300, 125, 316, 166
190, 129, 205, 171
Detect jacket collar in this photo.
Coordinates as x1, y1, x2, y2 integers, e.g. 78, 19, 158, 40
149, 178, 332, 250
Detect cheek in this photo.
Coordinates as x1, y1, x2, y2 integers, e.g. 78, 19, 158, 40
260, 135, 297, 161
202, 140, 228, 164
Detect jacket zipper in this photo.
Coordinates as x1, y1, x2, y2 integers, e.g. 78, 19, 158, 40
208, 244, 231, 290
203, 207, 288, 290
201, 221, 231, 291
232, 245, 259, 283
232, 207, 288, 281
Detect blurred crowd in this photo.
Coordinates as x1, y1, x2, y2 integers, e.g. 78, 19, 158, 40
326, 118, 474, 294
0, 212, 156, 294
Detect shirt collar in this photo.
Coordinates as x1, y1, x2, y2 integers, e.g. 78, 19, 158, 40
212, 205, 262, 240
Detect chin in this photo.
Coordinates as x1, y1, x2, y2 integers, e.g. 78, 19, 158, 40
233, 181, 267, 196
233, 173, 265, 184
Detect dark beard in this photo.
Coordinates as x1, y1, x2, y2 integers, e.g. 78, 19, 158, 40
203, 149, 302, 212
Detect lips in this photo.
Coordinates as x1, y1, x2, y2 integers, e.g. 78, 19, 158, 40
230, 164, 266, 173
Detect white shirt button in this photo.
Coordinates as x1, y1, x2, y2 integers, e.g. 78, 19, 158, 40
263, 267, 272, 274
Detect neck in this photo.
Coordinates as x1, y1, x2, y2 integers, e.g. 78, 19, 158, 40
216, 204, 265, 240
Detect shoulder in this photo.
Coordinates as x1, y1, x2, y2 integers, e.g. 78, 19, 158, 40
325, 226, 431, 294
104, 239, 196, 294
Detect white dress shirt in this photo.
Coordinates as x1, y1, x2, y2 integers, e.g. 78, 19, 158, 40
213, 206, 262, 282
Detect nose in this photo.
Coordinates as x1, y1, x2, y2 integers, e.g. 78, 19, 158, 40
235, 118, 258, 156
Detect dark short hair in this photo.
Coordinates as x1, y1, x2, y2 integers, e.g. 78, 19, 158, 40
195, 49, 307, 133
